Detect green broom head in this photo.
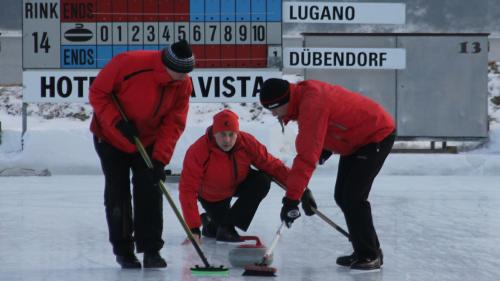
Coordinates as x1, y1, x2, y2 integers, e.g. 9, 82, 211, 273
190, 265, 229, 277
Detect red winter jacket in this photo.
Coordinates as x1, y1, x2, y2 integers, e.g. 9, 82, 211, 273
179, 128, 290, 229
89, 50, 192, 165
283, 80, 396, 200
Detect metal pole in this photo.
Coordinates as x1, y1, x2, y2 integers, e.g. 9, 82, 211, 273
22, 102, 28, 151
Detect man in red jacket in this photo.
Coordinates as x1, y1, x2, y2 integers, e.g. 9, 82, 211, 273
260, 78, 396, 271
89, 40, 194, 269
179, 110, 315, 243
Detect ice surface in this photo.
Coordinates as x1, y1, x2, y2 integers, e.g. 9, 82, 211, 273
1, 175, 499, 281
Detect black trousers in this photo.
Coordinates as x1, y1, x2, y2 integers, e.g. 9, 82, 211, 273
93, 136, 163, 255
199, 169, 271, 232
334, 132, 395, 259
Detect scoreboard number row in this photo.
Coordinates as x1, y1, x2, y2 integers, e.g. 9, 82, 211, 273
45, 22, 275, 46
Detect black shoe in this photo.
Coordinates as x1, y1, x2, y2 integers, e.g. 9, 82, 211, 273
216, 225, 243, 243
201, 213, 216, 238
336, 252, 357, 267
143, 251, 167, 268
350, 251, 383, 271
116, 254, 141, 269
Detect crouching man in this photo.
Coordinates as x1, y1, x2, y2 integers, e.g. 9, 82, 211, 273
179, 109, 315, 243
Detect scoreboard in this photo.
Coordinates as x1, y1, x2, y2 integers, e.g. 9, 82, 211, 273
22, 0, 283, 69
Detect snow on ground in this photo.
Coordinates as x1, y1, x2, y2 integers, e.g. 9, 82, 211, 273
2, 105, 500, 176
1, 70, 500, 176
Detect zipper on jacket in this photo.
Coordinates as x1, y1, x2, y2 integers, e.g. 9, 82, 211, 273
153, 86, 166, 117
123, 68, 153, 81
199, 148, 212, 196
230, 152, 238, 182
334, 123, 348, 131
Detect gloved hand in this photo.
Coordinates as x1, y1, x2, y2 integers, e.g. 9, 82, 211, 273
182, 228, 202, 245
300, 188, 317, 216
319, 149, 333, 165
115, 119, 139, 144
149, 159, 166, 184
190, 228, 201, 236
280, 197, 301, 228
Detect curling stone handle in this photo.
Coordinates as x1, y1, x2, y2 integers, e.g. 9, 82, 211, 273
240, 236, 263, 247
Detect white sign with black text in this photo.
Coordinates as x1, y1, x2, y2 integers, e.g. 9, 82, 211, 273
283, 2, 406, 24
284, 48, 406, 69
23, 69, 282, 103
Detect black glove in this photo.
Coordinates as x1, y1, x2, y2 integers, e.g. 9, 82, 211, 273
115, 119, 139, 144
319, 149, 333, 165
190, 228, 201, 236
150, 159, 166, 184
280, 197, 301, 228
300, 188, 317, 216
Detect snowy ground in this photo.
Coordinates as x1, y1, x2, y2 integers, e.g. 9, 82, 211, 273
1, 96, 500, 176
1, 174, 499, 281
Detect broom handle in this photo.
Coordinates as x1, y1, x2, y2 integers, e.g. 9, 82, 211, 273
311, 207, 350, 239
112, 94, 212, 268
264, 222, 285, 259
157, 181, 212, 268
270, 177, 350, 240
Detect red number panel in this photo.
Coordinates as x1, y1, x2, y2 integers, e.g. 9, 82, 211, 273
143, 0, 159, 21
158, 0, 175, 21
175, 0, 189, 21
221, 45, 236, 67
128, 0, 143, 21
191, 45, 206, 68
236, 45, 251, 68
250, 45, 267, 67
113, 0, 127, 22
205, 45, 221, 67
95, 0, 112, 22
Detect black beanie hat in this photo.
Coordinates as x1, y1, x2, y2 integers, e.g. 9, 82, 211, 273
260, 78, 290, 109
162, 39, 195, 73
